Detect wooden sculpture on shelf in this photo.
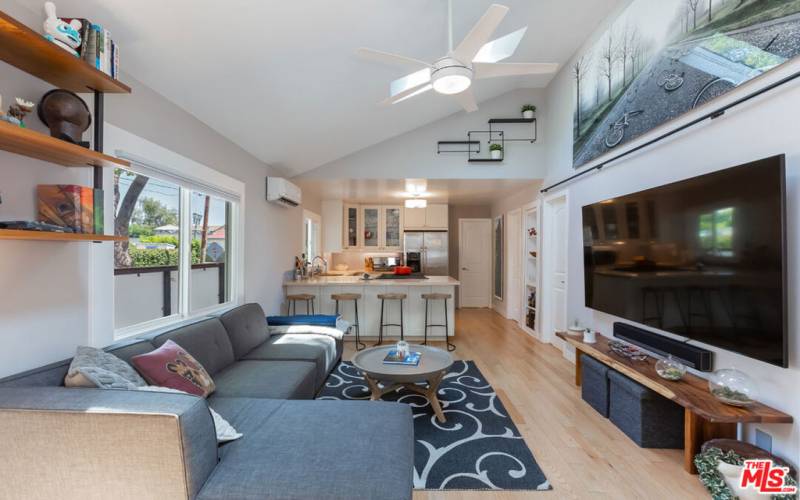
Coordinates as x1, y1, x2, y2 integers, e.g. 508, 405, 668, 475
37, 89, 91, 144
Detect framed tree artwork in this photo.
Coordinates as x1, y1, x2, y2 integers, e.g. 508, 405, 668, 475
572, 0, 800, 168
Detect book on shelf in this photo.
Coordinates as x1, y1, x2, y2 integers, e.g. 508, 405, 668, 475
93, 189, 104, 234
383, 350, 422, 366
37, 185, 104, 234
78, 22, 119, 79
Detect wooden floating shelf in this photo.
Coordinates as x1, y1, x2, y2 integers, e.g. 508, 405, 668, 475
0, 120, 129, 168
0, 229, 126, 242
0, 11, 131, 94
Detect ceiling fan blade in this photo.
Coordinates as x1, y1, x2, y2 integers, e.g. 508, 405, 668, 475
472, 27, 527, 63
453, 88, 478, 113
379, 82, 433, 106
356, 47, 430, 69
453, 4, 509, 64
390, 68, 432, 98
473, 62, 560, 79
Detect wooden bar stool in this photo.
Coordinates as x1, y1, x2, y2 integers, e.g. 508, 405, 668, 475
332, 293, 365, 351
376, 293, 406, 346
422, 292, 455, 352
286, 293, 315, 315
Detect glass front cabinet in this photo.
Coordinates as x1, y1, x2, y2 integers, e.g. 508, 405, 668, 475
344, 204, 360, 249
343, 204, 403, 250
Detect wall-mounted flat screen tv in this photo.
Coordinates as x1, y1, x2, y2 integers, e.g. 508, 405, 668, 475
582, 155, 787, 367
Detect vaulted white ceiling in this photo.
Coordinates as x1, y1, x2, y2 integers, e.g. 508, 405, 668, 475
16, 0, 620, 175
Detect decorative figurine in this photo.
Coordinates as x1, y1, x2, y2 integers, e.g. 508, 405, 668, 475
38, 89, 91, 144
42, 2, 82, 57
7, 98, 35, 127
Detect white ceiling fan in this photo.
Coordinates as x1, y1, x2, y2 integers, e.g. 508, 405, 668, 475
356, 1, 559, 112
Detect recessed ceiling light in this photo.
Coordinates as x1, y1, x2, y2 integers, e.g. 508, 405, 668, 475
405, 178, 428, 194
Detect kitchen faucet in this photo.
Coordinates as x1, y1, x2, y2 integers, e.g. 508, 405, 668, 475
311, 255, 328, 276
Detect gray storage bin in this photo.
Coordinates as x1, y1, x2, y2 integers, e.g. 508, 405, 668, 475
580, 354, 610, 416
608, 370, 684, 448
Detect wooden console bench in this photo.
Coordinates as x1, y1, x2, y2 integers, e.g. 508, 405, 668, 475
556, 332, 793, 474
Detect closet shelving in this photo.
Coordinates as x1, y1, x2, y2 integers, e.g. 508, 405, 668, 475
522, 202, 540, 336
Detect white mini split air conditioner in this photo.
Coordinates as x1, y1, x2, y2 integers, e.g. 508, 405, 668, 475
266, 177, 302, 207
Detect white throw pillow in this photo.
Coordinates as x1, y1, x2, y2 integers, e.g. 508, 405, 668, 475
135, 386, 243, 443
717, 461, 762, 500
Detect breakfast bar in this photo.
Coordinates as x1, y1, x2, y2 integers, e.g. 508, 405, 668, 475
285, 275, 459, 340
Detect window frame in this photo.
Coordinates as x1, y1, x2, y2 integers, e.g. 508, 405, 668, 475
111, 153, 245, 340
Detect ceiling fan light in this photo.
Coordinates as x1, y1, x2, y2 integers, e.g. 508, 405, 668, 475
405, 199, 428, 208
431, 65, 472, 95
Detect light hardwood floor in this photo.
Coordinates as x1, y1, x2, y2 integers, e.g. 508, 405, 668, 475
342, 308, 708, 499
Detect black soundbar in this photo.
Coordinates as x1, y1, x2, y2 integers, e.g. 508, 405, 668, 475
613, 322, 713, 372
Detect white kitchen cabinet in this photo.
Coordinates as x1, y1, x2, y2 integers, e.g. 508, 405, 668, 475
344, 204, 360, 249
403, 204, 448, 230
403, 207, 426, 229
339, 204, 404, 251
425, 204, 449, 229
361, 206, 381, 249
382, 206, 403, 250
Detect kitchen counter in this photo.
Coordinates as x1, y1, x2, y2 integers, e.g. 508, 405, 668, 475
283, 275, 458, 340
285, 275, 460, 287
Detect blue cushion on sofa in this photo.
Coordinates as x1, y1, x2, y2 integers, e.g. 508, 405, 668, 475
266, 315, 338, 327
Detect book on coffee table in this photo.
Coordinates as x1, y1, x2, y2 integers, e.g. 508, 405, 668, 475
383, 350, 421, 366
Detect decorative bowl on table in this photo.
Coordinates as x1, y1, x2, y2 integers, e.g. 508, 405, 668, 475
708, 368, 758, 407
655, 355, 686, 381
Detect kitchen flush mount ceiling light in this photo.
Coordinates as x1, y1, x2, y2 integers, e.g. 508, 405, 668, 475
405, 199, 428, 208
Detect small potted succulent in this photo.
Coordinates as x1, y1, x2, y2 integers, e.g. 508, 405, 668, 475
521, 104, 536, 119
489, 143, 503, 160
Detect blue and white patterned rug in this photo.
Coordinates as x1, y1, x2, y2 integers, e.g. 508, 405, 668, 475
317, 360, 551, 491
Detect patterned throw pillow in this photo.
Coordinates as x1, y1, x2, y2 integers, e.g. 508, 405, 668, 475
64, 346, 147, 389
131, 340, 216, 397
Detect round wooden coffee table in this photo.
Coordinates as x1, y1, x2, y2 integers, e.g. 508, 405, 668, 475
352, 344, 454, 422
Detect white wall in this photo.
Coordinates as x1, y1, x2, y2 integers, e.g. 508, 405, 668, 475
298, 89, 548, 180
0, 1, 307, 376
543, 24, 800, 464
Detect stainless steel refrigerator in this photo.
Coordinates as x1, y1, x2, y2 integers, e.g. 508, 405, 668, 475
404, 231, 449, 276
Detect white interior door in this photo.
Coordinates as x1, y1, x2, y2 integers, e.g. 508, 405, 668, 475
458, 219, 492, 308
542, 194, 568, 344
505, 209, 522, 322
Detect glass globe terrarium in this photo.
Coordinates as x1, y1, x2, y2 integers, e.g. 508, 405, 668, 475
655, 355, 686, 381
709, 368, 758, 407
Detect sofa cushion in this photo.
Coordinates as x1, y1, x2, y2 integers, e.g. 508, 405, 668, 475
209, 361, 317, 400
65, 346, 147, 390
149, 318, 235, 376
219, 303, 270, 359
243, 334, 336, 389
198, 398, 413, 500
132, 340, 217, 397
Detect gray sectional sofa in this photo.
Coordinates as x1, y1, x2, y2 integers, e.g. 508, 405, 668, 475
0, 303, 414, 499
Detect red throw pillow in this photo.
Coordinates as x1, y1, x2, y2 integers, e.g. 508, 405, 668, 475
131, 340, 216, 397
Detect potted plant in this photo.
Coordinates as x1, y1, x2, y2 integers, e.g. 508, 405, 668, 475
490, 143, 503, 160
521, 104, 536, 119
